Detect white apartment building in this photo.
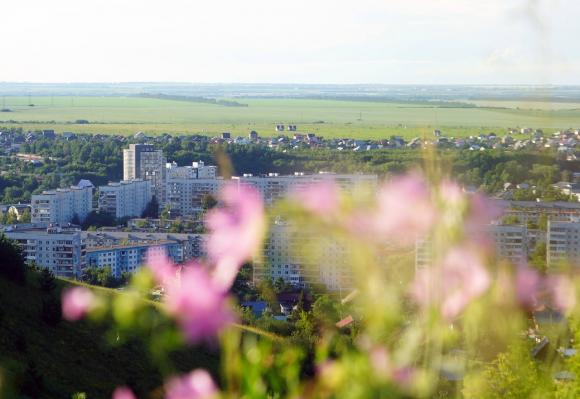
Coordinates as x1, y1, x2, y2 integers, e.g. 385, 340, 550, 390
98, 179, 152, 219
123, 144, 167, 204
166, 160, 217, 180
4, 224, 86, 278
415, 224, 544, 270
31, 179, 94, 225
496, 200, 580, 224
547, 221, 580, 269
166, 178, 222, 217
253, 220, 352, 291
232, 172, 378, 205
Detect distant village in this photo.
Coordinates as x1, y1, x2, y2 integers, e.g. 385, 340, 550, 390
1, 125, 580, 161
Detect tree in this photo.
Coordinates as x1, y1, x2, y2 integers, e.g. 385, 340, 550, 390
20, 360, 44, 398
463, 343, 553, 399
19, 208, 31, 223
141, 196, 159, 218
81, 211, 116, 230
538, 214, 548, 231
529, 242, 547, 273
70, 213, 81, 226
41, 296, 62, 326
5, 211, 17, 225
81, 266, 122, 288
502, 215, 520, 225
201, 194, 218, 210
160, 204, 171, 221
39, 268, 56, 293
0, 233, 26, 284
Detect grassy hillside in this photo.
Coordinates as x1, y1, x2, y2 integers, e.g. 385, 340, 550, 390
2, 96, 580, 139
0, 273, 219, 399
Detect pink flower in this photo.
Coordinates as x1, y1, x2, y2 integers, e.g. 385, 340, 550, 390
112, 386, 137, 399
411, 247, 490, 320
546, 275, 576, 312
165, 370, 218, 399
372, 173, 436, 244
370, 346, 391, 378
205, 183, 265, 290
164, 262, 236, 343
62, 286, 95, 321
515, 265, 541, 309
439, 179, 464, 206
291, 181, 341, 218
147, 248, 179, 286
465, 193, 502, 247
369, 346, 415, 387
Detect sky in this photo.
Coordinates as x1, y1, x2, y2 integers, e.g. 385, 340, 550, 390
1, 0, 579, 84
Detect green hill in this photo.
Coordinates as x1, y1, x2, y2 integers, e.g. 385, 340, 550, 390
0, 273, 219, 399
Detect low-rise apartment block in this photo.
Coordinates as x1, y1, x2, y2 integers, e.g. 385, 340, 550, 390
547, 221, 580, 269
496, 200, 580, 224
82, 231, 206, 277
86, 241, 179, 278
4, 224, 86, 278
31, 179, 94, 225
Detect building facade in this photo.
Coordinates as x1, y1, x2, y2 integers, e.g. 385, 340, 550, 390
253, 220, 352, 291
98, 179, 152, 219
86, 242, 180, 278
166, 160, 217, 180
83, 231, 205, 270
416, 224, 545, 270
547, 221, 580, 269
123, 144, 167, 204
166, 178, 222, 217
4, 224, 86, 278
232, 172, 378, 205
31, 180, 94, 225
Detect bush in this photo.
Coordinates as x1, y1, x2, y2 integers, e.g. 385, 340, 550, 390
0, 234, 26, 284
40, 296, 62, 326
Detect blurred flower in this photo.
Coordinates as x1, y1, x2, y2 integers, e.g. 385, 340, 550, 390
163, 263, 236, 343
411, 247, 490, 320
465, 193, 502, 242
372, 173, 436, 245
317, 360, 344, 390
515, 265, 541, 309
439, 179, 464, 206
112, 386, 136, 399
370, 346, 391, 379
147, 248, 179, 286
205, 183, 265, 290
546, 275, 576, 312
370, 346, 415, 387
62, 286, 95, 321
165, 369, 218, 399
291, 180, 341, 218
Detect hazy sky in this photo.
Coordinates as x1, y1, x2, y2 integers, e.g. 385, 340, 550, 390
1, 0, 578, 84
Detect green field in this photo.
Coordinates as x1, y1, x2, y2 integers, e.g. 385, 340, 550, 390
2, 96, 580, 139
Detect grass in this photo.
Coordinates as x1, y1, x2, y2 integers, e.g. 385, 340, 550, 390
2, 96, 580, 139
0, 273, 219, 399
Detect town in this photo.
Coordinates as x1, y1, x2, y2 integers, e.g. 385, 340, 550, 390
2, 132, 580, 296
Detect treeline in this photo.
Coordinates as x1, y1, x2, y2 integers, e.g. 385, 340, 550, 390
1, 133, 579, 205
137, 93, 248, 107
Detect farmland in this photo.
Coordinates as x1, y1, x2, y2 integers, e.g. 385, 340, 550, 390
2, 96, 580, 139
